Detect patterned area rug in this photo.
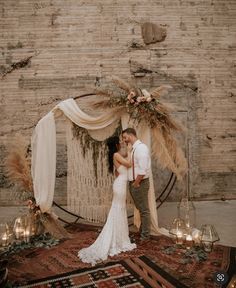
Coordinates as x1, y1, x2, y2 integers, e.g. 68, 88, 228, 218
6, 224, 236, 288
18, 260, 151, 288
15, 256, 188, 288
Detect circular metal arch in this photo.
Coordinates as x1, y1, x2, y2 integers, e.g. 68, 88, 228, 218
53, 93, 177, 226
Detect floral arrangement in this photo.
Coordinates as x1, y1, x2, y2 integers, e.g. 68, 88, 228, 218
93, 76, 187, 180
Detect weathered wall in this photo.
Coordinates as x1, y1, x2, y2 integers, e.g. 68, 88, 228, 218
0, 0, 236, 208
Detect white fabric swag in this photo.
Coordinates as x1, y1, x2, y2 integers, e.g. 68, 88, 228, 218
31, 98, 168, 235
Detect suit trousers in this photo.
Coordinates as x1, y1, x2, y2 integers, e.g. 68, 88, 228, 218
129, 178, 150, 239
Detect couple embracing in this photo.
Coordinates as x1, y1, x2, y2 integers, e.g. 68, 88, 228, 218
78, 128, 151, 266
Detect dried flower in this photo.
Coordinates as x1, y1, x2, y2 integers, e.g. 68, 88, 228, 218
127, 91, 136, 103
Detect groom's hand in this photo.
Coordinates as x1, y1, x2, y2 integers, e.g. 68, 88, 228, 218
132, 175, 145, 188
132, 180, 140, 188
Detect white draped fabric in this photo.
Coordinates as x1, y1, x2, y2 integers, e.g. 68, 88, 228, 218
31, 111, 56, 213
31, 98, 168, 235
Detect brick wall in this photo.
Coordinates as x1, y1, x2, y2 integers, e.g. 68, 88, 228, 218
0, 0, 235, 207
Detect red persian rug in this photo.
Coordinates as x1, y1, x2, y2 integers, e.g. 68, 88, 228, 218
5, 224, 236, 288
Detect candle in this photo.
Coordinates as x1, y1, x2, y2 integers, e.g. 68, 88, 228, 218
176, 231, 184, 244
15, 227, 24, 239
202, 241, 213, 252
186, 234, 193, 249
185, 217, 190, 229
192, 229, 201, 245
24, 229, 30, 243
1, 233, 8, 247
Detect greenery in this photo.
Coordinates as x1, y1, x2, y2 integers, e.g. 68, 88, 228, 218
0, 233, 60, 258
182, 246, 207, 263
162, 245, 208, 263
72, 123, 122, 183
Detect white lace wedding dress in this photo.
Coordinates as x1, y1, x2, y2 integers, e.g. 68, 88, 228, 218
78, 165, 136, 266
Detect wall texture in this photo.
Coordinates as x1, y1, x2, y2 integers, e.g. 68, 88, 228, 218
0, 0, 236, 208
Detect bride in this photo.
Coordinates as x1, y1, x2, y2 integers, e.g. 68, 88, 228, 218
78, 136, 136, 265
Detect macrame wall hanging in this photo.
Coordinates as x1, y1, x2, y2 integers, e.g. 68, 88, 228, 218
66, 121, 134, 223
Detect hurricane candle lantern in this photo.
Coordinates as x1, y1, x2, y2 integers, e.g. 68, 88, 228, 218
169, 218, 186, 245
200, 224, 220, 252
23, 228, 31, 243
192, 228, 201, 246
177, 196, 196, 230
185, 234, 193, 249
0, 224, 9, 247
14, 217, 25, 240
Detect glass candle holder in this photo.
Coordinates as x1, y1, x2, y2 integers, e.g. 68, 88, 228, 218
176, 231, 184, 245
200, 224, 220, 252
0, 224, 9, 247
202, 241, 213, 252
23, 229, 31, 243
185, 234, 193, 249
177, 196, 196, 230
1, 233, 9, 247
14, 218, 24, 240
169, 218, 186, 245
192, 228, 201, 246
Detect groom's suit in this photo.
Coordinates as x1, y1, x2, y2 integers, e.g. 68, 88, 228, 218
128, 140, 151, 239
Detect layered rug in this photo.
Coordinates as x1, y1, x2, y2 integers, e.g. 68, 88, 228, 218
15, 256, 188, 288
6, 224, 236, 288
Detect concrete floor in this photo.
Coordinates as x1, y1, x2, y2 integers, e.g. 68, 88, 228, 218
1, 200, 236, 247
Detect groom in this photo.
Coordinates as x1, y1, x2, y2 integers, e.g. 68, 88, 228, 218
122, 128, 151, 241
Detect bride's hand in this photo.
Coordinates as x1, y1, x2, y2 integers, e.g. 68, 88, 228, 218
115, 169, 119, 177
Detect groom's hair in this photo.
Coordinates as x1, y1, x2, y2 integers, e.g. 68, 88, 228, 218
122, 128, 137, 136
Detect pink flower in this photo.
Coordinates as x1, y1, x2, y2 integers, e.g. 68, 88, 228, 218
127, 91, 136, 101
27, 199, 33, 206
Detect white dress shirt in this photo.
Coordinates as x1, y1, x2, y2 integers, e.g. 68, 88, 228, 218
128, 140, 151, 181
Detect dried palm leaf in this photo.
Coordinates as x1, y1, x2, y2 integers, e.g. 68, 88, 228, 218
165, 115, 184, 132
154, 104, 184, 132
155, 103, 170, 116
150, 84, 173, 98
111, 75, 133, 93
151, 127, 187, 180
4, 136, 33, 192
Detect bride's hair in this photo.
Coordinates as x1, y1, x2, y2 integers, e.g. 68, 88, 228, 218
106, 136, 120, 173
